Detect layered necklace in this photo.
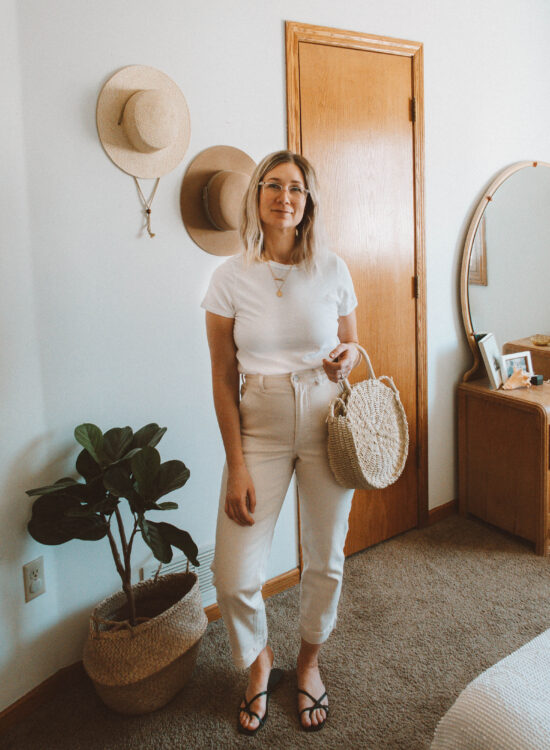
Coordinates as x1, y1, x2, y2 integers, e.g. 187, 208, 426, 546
263, 249, 295, 297
266, 260, 293, 297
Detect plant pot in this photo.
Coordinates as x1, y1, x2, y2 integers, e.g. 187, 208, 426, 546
83, 571, 207, 714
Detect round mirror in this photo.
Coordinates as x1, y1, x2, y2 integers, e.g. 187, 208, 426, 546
461, 161, 550, 380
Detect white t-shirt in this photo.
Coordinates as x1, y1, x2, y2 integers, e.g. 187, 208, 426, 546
201, 251, 358, 375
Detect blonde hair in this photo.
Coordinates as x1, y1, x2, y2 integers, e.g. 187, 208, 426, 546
240, 150, 323, 270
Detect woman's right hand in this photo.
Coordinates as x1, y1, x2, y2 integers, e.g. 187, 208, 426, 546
225, 465, 256, 526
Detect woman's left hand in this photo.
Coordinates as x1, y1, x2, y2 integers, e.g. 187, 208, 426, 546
322, 342, 360, 383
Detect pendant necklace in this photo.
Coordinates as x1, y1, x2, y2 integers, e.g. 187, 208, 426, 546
266, 260, 293, 297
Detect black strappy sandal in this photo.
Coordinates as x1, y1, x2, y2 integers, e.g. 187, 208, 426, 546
297, 688, 329, 732
237, 668, 284, 736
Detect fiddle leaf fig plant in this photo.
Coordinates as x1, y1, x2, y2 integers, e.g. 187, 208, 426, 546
26, 423, 199, 626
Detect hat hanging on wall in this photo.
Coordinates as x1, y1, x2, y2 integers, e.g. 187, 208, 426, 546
180, 146, 256, 255
96, 65, 191, 237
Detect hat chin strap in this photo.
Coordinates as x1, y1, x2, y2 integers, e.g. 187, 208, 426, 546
134, 177, 160, 238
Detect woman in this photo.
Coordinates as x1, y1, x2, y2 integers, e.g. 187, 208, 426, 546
201, 150, 359, 734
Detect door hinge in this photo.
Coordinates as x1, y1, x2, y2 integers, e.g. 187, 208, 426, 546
412, 275, 419, 298
410, 97, 416, 123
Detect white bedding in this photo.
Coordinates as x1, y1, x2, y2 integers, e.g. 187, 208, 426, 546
431, 629, 550, 750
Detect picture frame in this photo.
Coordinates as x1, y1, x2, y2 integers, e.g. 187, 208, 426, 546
478, 333, 503, 389
501, 351, 534, 380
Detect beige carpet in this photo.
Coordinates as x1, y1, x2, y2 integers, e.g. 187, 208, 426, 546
3, 515, 550, 750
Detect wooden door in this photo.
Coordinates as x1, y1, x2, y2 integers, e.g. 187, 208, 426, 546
286, 23, 427, 555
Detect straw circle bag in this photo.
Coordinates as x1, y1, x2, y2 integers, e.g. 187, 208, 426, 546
327, 345, 409, 490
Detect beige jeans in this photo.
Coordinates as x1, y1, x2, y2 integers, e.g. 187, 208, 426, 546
211, 367, 354, 669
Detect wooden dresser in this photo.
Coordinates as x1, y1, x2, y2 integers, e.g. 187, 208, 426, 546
458, 378, 550, 555
503, 337, 550, 379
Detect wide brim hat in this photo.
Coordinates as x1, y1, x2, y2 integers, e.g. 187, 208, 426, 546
180, 146, 256, 256
96, 65, 190, 178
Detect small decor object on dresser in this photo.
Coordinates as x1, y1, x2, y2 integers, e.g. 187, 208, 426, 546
531, 334, 550, 347
478, 333, 504, 389
501, 351, 534, 380
502, 368, 532, 390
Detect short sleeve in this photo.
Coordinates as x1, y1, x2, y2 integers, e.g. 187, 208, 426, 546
200, 259, 236, 318
336, 256, 358, 316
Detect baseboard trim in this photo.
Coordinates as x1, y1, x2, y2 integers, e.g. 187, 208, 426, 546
204, 566, 300, 622
0, 566, 301, 732
0, 661, 85, 734
428, 499, 458, 525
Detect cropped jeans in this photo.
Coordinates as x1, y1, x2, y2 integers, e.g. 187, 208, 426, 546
211, 367, 354, 669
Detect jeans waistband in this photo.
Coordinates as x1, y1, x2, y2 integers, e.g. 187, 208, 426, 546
243, 366, 327, 388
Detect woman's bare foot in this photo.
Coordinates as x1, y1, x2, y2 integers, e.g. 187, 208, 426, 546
239, 645, 274, 732
297, 640, 328, 729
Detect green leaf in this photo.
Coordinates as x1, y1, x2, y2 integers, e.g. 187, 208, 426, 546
103, 466, 143, 512
28, 516, 79, 545
103, 427, 133, 463
131, 446, 160, 499
76, 450, 102, 482
132, 424, 167, 449
114, 447, 142, 464
30, 494, 81, 520
139, 517, 172, 563
74, 424, 104, 465
26, 478, 79, 497
155, 522, 200, 567
66, 495, 119, 516
65, 506, 95, 518
155, 461, 190, 500
154, 501, 179, 510
103, 465, 134, 498
71, 516, 108, 541
27, 495, 108, 544
95, 495, 119, 515
81, 471, 104, 500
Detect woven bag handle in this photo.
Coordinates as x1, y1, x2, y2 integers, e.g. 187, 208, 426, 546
378, 374, 400, 396
327, 345, 378, 418
341, 344, 375, 395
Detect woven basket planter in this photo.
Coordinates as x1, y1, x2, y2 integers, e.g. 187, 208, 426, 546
83, 571, 207, 715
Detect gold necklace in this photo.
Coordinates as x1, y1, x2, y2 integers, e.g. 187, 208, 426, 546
265, 260, 293, 297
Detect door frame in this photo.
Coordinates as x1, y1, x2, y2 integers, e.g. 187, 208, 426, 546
285, 21, 428, 530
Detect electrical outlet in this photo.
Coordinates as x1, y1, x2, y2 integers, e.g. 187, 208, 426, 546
23, 556, 46, 602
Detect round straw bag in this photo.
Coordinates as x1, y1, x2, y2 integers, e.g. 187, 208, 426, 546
327, 345, 409, 490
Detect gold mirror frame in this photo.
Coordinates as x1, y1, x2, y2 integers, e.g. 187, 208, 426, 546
460, 160, 550, 381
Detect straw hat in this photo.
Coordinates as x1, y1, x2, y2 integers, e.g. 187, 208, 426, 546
180, 146, 256, 256
96, 65, 190, 178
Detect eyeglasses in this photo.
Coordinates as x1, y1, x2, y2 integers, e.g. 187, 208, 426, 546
259, 181, 309, 198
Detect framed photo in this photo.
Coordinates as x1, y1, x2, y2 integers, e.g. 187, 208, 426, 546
501, 351, 534, 380
478, 333, 503, 389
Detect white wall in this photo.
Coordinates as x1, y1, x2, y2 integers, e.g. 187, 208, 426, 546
2, 0, 550, 711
